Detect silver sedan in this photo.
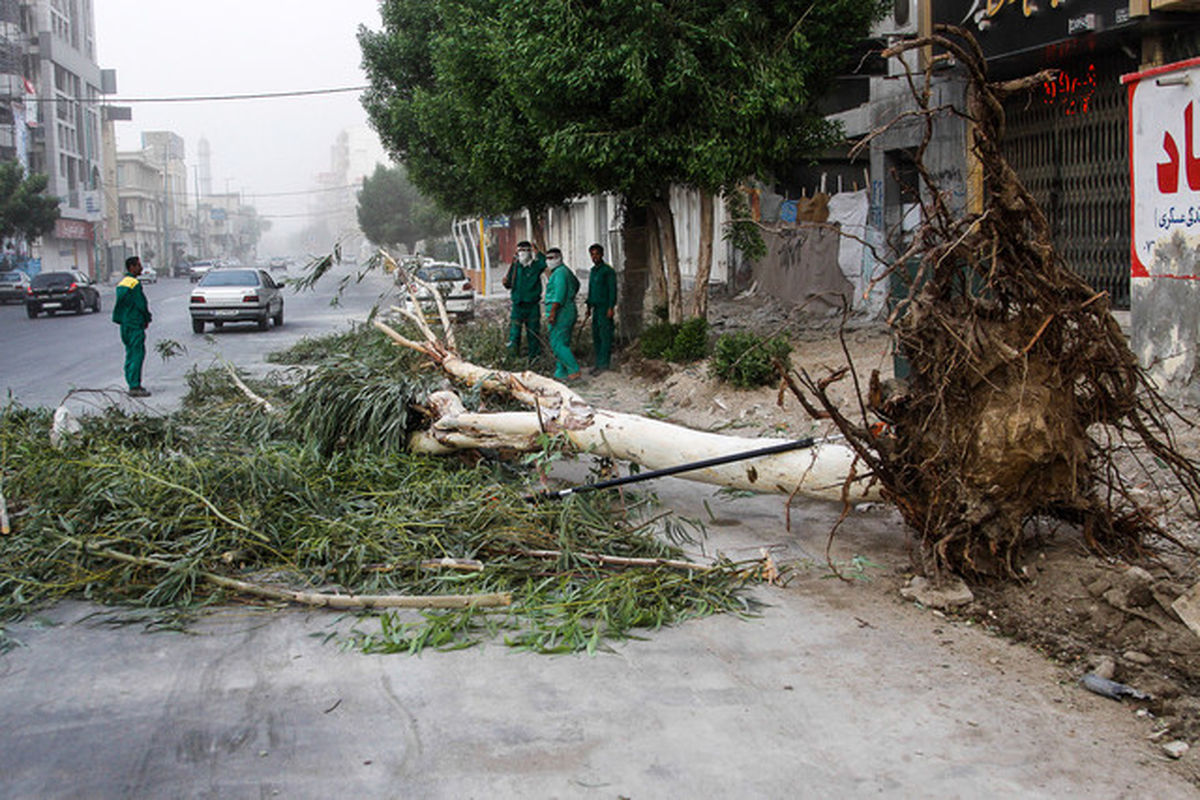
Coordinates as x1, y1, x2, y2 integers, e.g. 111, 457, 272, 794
189, 268, 284, 333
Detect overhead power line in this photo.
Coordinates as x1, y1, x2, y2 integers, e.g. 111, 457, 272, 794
29, 85, 369, 104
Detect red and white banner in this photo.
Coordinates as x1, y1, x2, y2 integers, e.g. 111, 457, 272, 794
1125, 57, 1200, 279
54, 219, 93, 241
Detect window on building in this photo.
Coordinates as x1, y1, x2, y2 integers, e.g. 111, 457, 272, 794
51, 0, 71, 45
82, 0, 95, 59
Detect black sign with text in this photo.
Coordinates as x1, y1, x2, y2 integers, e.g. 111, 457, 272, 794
933, 0, 1135, 64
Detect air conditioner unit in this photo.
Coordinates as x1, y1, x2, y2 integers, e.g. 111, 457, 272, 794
873, 0, 918, 36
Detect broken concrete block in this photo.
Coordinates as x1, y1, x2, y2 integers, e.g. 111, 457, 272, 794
1171, 582, 1200, 639
900, 576, 974, 610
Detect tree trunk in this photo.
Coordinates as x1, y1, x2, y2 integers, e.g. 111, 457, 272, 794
618, 204, 650, 341
646, 207, 667, 315
649, 198, 684, 324
691, 191, 714, 319
372, 316, 873, 503
530, 208, 548, 253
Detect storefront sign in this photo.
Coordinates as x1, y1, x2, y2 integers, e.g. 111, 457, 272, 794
54, 219, 93, 241
1124, 57, 1200, 278
933, 0, 1132, 63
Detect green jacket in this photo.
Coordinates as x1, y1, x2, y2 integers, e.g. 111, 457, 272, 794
586, 261, 617, 310
504, 253, 547, 304
112, 273, 152, 327
544, 263, 580, 311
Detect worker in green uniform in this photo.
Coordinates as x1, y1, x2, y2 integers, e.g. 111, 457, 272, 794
502, 240, 546, 358
584, 243, 617, 375
543, 247, 581, 381
112, 255, 153, 397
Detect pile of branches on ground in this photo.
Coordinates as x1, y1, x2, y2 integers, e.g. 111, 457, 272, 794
0, 326, 761, 654
793, 27, 1200, 578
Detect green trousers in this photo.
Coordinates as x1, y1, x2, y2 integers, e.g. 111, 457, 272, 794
548, 306, 579, 379
120, 324, 146, 390
507, 301, 541, 358
590, 310, 614, 369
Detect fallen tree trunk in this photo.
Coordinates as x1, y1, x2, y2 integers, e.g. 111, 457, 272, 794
371, 307, 873, 502
409, 390, 863, 500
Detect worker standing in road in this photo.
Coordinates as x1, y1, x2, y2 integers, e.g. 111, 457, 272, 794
502, 240, 546, 359
112, 255, 153, 397
584, 243, 617, 375
543, 247, 581, 381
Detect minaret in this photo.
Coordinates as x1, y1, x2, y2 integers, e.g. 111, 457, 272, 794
198, 137, 212, 197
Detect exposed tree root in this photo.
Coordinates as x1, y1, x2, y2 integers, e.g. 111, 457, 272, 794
795, 27, 1200, 579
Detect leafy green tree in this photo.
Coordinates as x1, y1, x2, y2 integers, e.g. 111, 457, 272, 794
359, 3, 575, 246
360, 0, 885, 319
356, 163, 453, 252
0, 161, 60, 244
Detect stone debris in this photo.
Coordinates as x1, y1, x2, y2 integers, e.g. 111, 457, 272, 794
900, 576, 974, 610
1163, 740, 1190, 760
1090, 655, 1117, 681
1172, 581, 1200, 639
1123, 650, 1153, 666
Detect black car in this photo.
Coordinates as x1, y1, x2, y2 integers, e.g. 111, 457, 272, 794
25, 271, 101, 318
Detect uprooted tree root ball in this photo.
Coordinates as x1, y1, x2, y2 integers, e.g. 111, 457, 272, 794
793, 27, 1200, 579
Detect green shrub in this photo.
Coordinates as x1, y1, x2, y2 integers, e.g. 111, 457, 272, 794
711, 331, 792, 388
665, 317, 710, 363
640, 320, 679, 359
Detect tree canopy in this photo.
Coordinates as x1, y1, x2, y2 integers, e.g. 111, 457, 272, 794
359, 0, 886, 213
356, 163, 454, 251
0, 162, 60, 244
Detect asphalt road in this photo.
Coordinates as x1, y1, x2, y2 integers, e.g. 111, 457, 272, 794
0, 264, 403, 411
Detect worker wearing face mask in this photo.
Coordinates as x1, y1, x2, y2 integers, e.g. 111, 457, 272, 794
542, 247, 581, 381
502, 240, 546, 358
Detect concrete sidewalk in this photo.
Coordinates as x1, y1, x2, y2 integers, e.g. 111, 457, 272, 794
1, 484, 1191, 799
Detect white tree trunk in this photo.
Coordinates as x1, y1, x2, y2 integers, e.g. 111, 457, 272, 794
410, 392, 868, 501
373, 313, 874, 503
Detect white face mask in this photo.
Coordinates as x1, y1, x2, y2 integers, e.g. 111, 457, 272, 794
546, 256, 562, 268
516, 250, 532, 265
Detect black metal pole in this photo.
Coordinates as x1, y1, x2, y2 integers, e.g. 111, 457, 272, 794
526, 436, 821, 503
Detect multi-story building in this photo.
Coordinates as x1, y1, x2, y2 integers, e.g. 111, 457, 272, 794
23, 0, 105, 276
312, 127, 387, 258
0, 0, 109, 275
0, 0, 30, 169
197, 192, 262, 264
114, 148, 164, 270
140, 131, 189, 272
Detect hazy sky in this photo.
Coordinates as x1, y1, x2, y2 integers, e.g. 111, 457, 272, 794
94, 1, 387, 250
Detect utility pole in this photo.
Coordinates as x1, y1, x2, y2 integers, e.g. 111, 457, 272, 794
193, 164, 202, 261
163, 164, 171, 275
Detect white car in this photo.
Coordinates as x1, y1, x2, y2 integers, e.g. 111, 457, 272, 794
188, 259, 218, 283
140, 266, 158, 283
189, 268, 284, 333
404, 262, 475, 321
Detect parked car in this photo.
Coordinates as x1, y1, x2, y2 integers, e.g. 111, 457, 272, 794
25, 271, 101, 317
188, 259, 218, 283
140, 266, 158, 283
0, 270, 30, 303
189, 268, 284, 333
404, 262, 475, 321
